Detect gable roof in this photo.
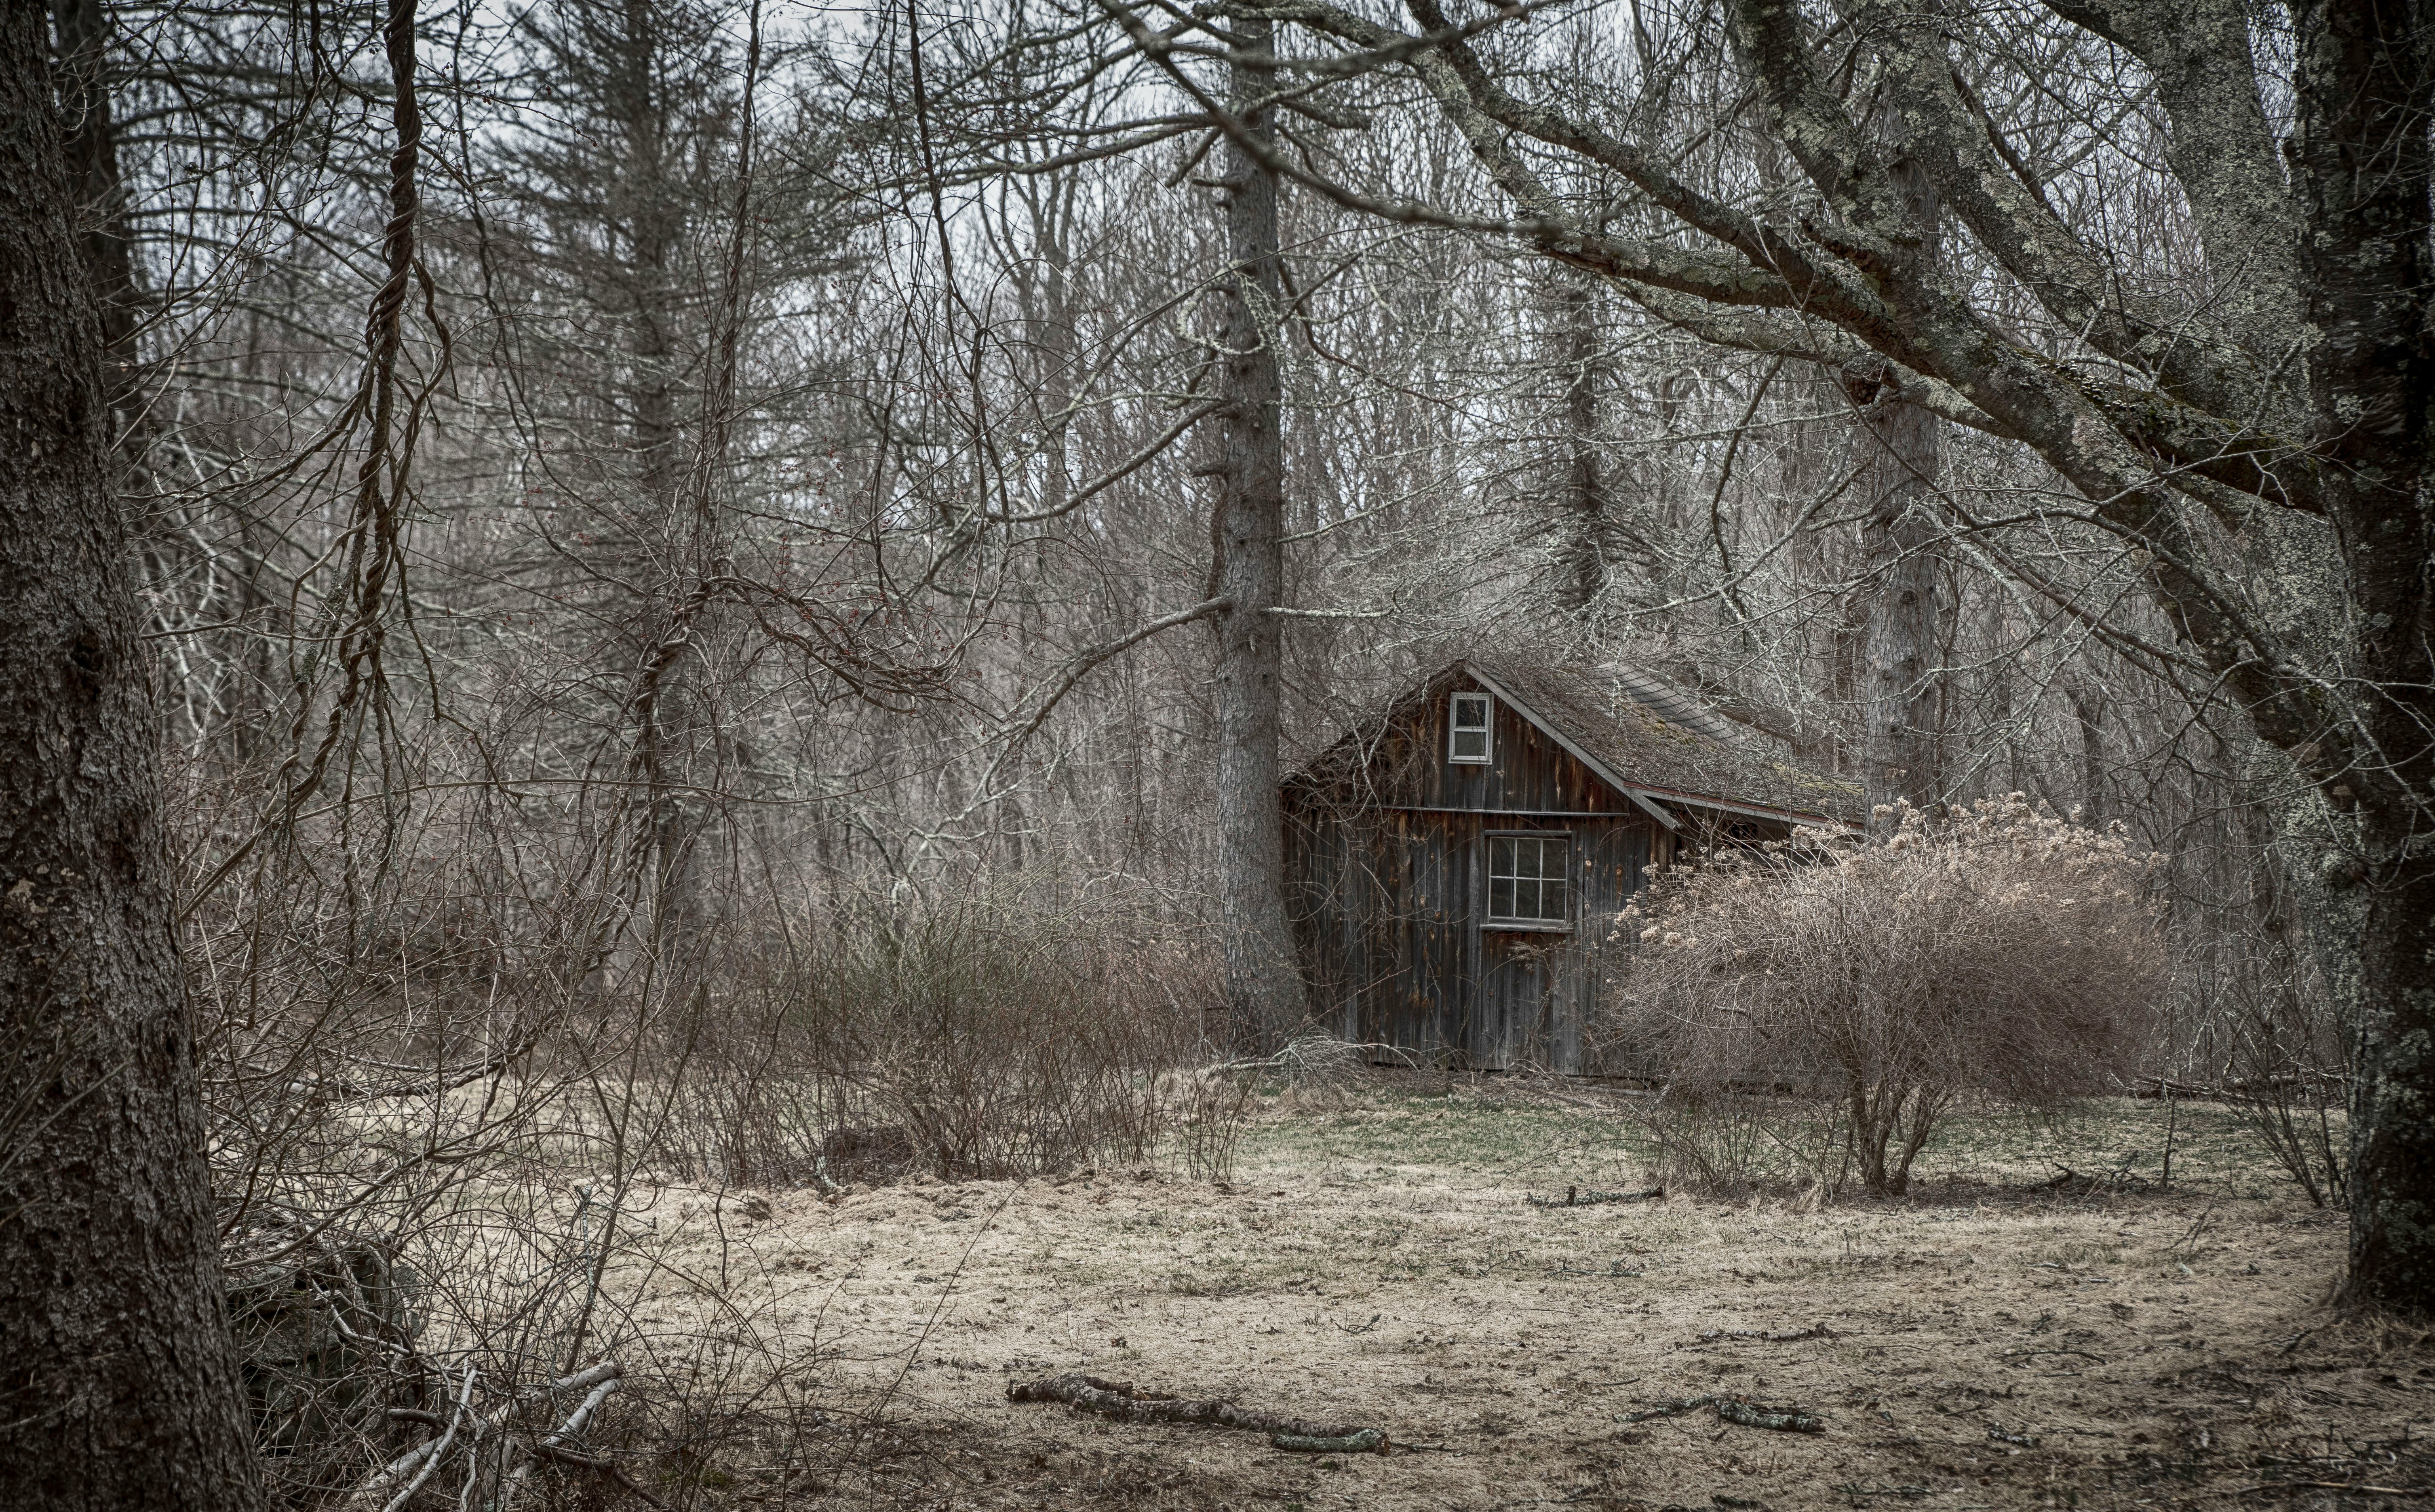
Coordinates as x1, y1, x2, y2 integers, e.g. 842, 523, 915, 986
1292, 655, 1865, 830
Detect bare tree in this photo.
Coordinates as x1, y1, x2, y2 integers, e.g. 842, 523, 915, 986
1551, 268, 1616, 612
1208, 16, 1303, 1045
1848, 84, 1947, 827
1103, 0, 2435, 1308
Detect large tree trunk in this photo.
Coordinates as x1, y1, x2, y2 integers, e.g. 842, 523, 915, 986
2066, 682, 2106, 824
1851, 91, 1945, 833
2344, 836, 2435, 1309
0, 4, 264, 1504
1554, 270, 1611, 613
1852, 389, 1944, 830
49, 0, 137, 428
2285, 0, 2435, 1311
1210, 17, 1302, 1048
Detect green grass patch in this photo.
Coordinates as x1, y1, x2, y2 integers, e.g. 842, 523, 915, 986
1208, 1086, 2294, 1203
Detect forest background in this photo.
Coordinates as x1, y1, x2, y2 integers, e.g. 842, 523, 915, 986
0, 0, 2429, 1503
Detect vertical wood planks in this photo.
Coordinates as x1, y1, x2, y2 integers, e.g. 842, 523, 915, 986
1284, 671, 1665, 1071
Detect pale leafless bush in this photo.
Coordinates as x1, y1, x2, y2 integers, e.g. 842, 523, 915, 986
1603, 797, 2165, 1198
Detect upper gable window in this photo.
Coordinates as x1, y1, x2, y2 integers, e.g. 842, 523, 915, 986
1448, 692, 1493, 763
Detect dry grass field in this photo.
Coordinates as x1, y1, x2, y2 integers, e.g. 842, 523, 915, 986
595, 1086, 2431, 1511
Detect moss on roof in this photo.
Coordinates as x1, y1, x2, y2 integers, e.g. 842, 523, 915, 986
1291, 655, 1864, 827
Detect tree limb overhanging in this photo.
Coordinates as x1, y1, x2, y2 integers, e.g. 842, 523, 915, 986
1093, 0, 2435, 1306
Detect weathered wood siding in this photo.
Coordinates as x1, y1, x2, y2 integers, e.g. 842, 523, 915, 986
1332, 681, 1644, 814
1284, 673, 1664, 1071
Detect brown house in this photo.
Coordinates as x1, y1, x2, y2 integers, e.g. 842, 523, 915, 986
1281, 657, 1862, 1072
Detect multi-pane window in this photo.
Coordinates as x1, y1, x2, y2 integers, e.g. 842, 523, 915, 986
1449, 693, 1492, 763
1488, 834, 1571, 926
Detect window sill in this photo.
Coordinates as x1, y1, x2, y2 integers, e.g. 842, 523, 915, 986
1483, 921, 1573, 934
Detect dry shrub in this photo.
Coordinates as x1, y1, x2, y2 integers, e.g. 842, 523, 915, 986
1603, 796, 2165, 1198
2216, 949, 2351, 1206
1163, 1034, 1377, 1184
174, 753, 1232, 1499
1171, 1065, 1260, 1183
654, 881, 1225, 1185
1617, 1090, 1851, 1200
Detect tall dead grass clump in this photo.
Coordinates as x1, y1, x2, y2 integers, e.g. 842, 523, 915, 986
1602, 796, 2165, 1198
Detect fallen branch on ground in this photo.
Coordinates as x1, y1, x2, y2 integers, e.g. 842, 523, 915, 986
1719, 1397, 1825, 1432
1200, 1039, 1418, 1077
2032, 1164, 2150, 1194
1618, 1394, 1824, 1433
1527, 1184, 1666, 1208
349, 1364, 477, 1512
2235, 1484, 2425, 1498
1010, 1373, 1389, 1452
502, 1361, 625, 1509
1272, 1429, 1387, 1453
1697, 1324, 1837, 1343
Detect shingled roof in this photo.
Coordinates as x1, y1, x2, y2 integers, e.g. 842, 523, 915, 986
1294, 655, 1865, 829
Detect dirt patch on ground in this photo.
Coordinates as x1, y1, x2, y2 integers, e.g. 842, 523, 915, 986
605, 1091, 2432, 1509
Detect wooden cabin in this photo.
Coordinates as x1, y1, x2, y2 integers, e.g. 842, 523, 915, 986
1281, 657, 1862, 1072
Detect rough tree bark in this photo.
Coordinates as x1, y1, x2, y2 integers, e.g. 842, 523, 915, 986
1851, 373, 1944, 829
2066, 682, 2106, 825
49, 0, 138, 426
1554, 270, 1613, 612
0, 1, 266, 1502
1209, 13, 1303, 1048
2284, 0, 2435, 1312
1851, 89, 1945, 832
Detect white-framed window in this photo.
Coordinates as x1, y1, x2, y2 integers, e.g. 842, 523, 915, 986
1448, 692, 1493, 763
1486, 832, 1571, 927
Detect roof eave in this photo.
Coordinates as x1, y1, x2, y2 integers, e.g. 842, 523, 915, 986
1626, 782, 1862, 834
